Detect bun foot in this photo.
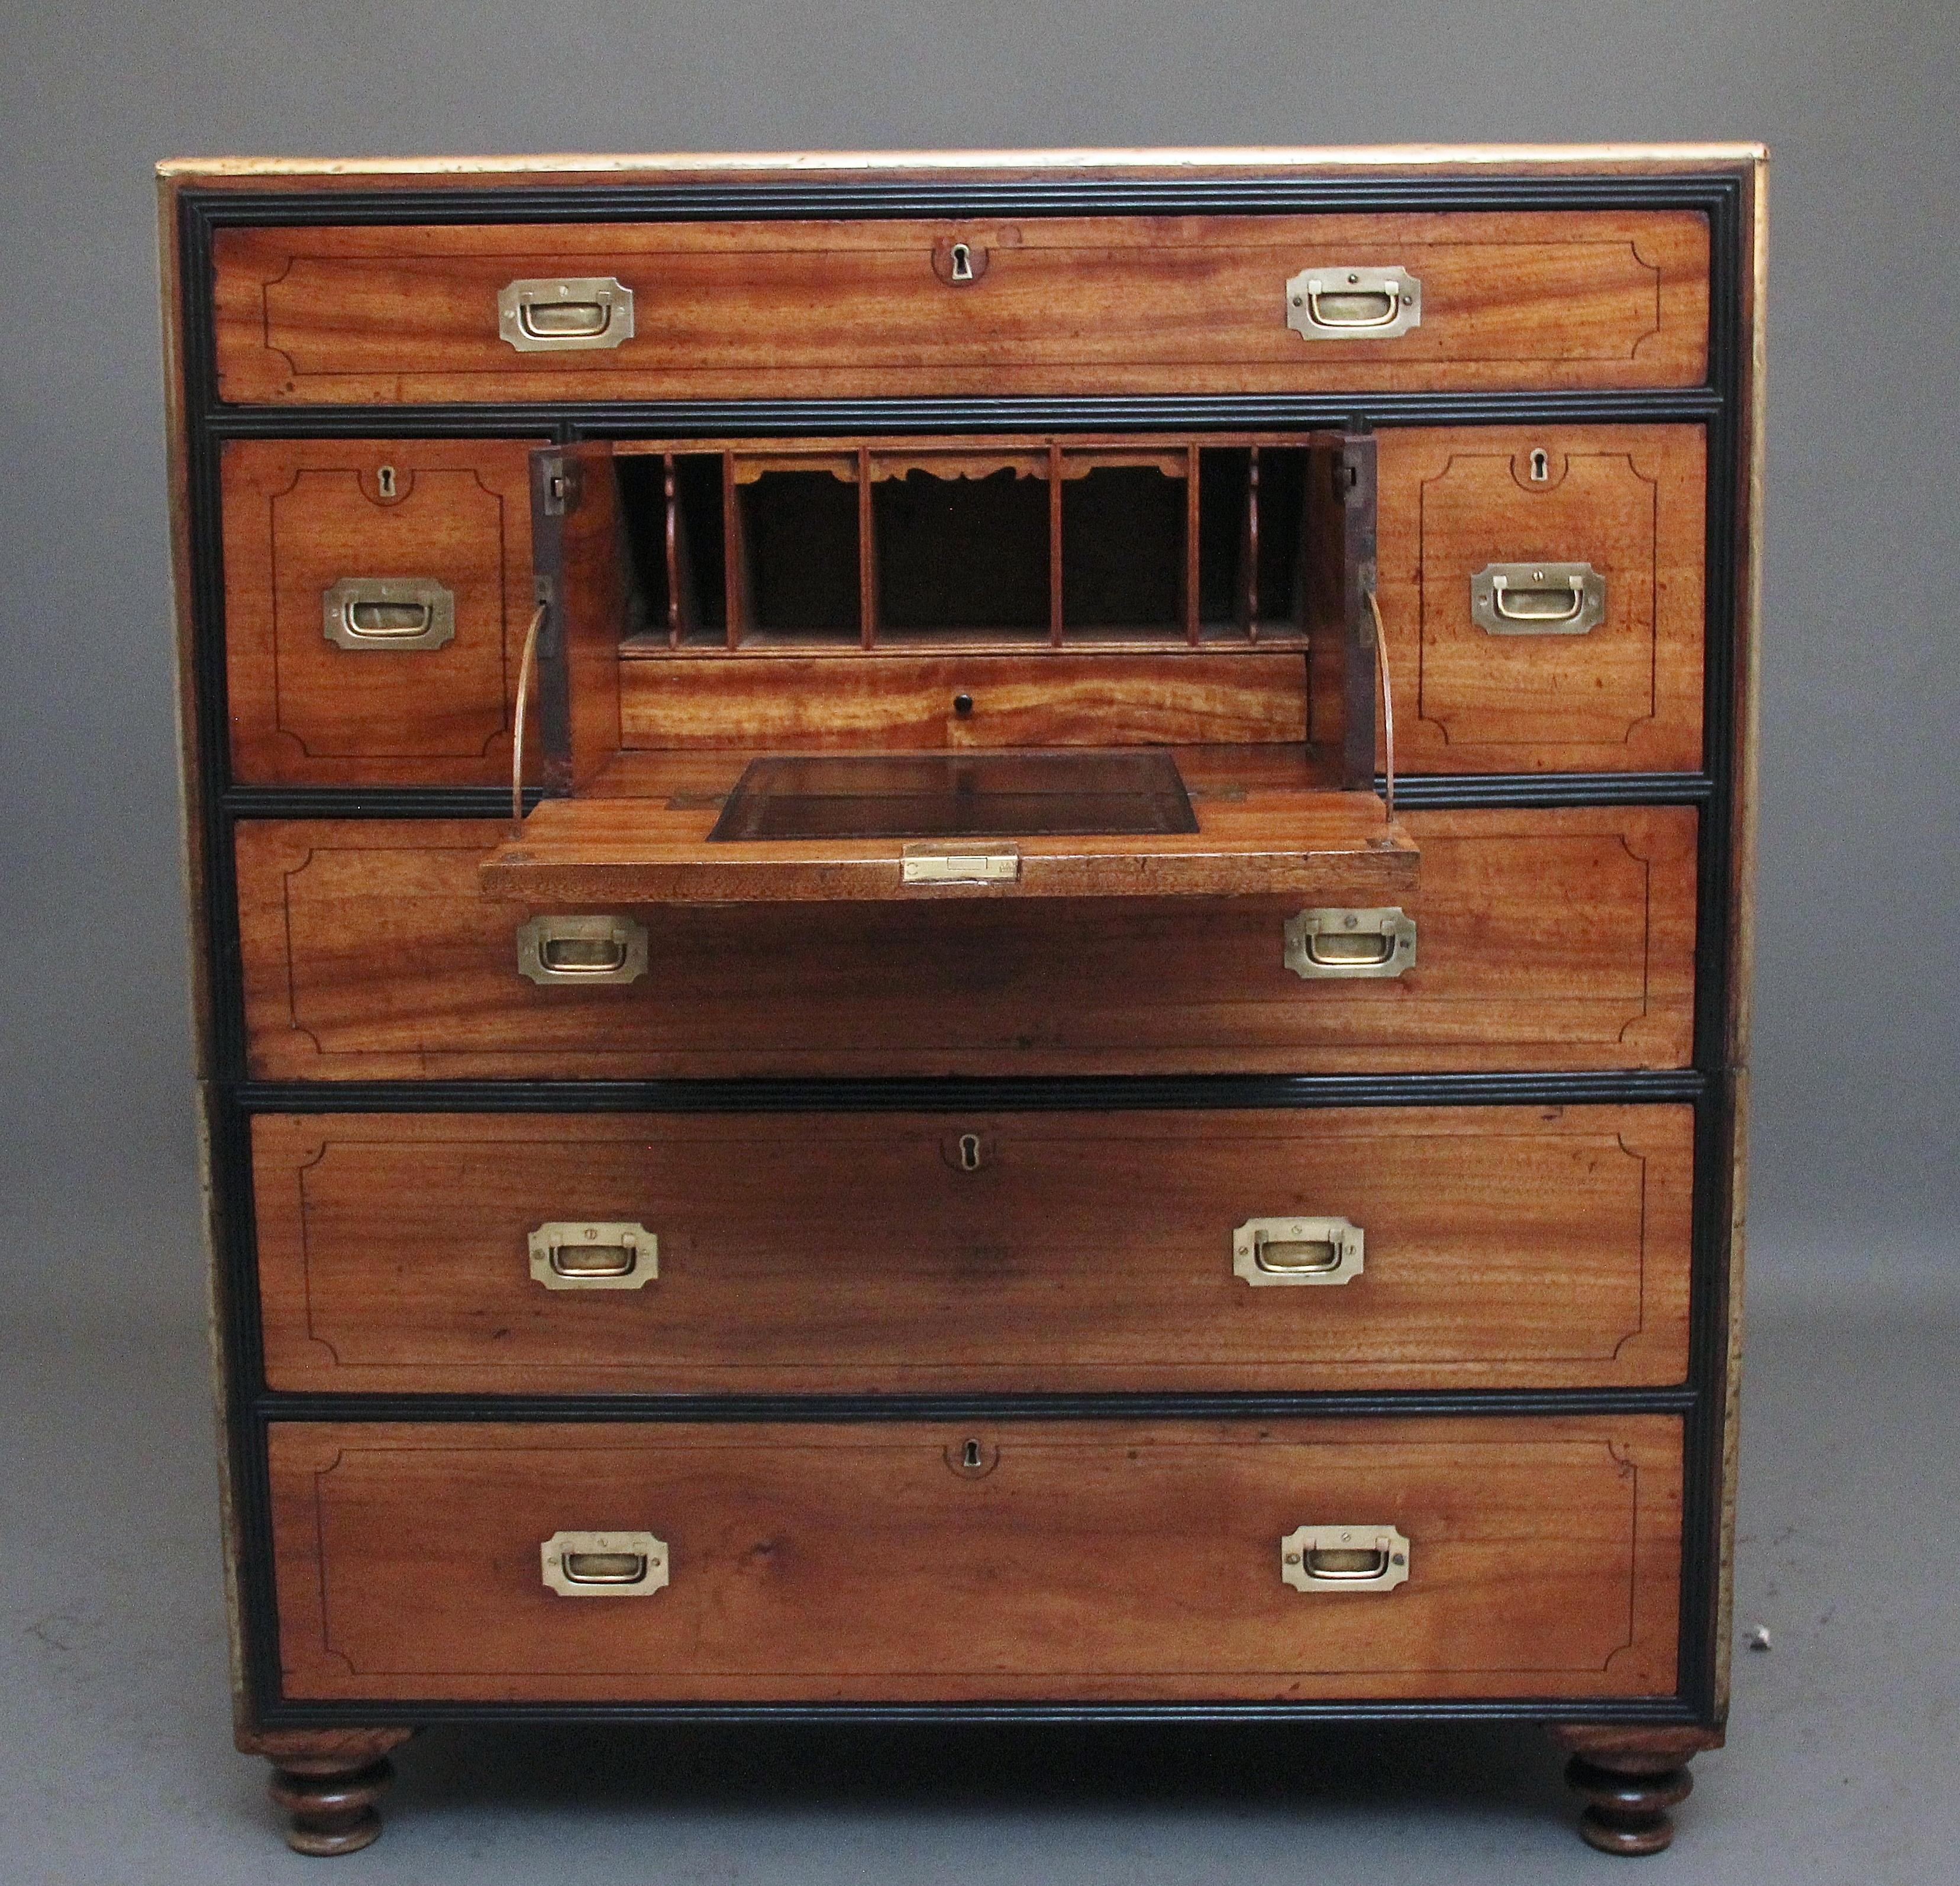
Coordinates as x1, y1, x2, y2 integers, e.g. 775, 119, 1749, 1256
1549, 1726, 1718, 1856
1564, 1752, 1693, 1854
267, 1756, 393, 1855
240, 1727, 415, 1855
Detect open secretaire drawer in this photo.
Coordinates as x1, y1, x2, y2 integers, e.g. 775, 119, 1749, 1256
483, 430, 1416, 908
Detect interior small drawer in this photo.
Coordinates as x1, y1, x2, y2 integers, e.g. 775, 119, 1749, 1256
1376, 425, 1707, 774
233, 806, 1696, 1080
221, 438, 540, 786
210, 210, 1711, 403
251, 1104, 1693, 1396
267, 1416, 1683, 1703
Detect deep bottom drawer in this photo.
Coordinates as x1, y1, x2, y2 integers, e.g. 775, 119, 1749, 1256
269, 1417, 1683, 1703
253, 1106, 1693, 1394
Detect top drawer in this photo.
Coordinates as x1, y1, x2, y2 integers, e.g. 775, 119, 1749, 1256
211, 212, 1710, 403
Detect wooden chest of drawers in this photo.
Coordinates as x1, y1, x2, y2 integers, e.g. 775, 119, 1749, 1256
160, 144, 1763, 1858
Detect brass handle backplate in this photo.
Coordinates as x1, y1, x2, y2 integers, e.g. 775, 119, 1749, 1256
498, 277, 635, 352
1234, 1216, 1364, 1287
540, 1530, 669, 1597
528, 1221, 658, 1290
1283, 907, 1416, 980
1280, 1525, 1411, 1593
1286, 266, 1421, 340
515, 915, 649, 986
321, 577, 455, 651
1471, 561, 1607, 636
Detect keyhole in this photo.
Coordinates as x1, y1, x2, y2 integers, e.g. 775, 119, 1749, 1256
962, 1439, 983, 1470
958, 1133, 983, 1171
950, 243, 974, 282
376, 464, 398, 498
1528, 448, 1551, 483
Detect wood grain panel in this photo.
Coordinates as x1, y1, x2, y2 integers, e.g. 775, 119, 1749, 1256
212, 211, 1710, 403
619, 649, 1309, 749
253, 1105, 1692, 1394
1375, 426, 1706, 772
268, 1416, 1683, 1701
221, 439, 540, 785
234, 806, 1696, 1078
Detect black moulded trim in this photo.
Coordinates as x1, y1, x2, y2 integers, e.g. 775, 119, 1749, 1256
248, 1696, 1704, 1730
182, 169, 1741, 225
252, 1387, 1698, 1425
232, 1070, 1707, 1115
222, 773, 1713, 821
204, 390, 1723, 436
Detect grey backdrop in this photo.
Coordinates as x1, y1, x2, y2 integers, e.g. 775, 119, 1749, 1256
1, 14, 1953, 1301
3, 4, 1958, 1881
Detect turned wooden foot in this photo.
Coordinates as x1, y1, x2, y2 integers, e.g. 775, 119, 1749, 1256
239, 1727, 415, 1855
267, 1755, 393, 1855
1549, 1726, 1719, 1856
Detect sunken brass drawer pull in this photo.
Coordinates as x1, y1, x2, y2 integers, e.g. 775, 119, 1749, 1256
540, 1530, 669, 1597
528, 1221, 658, 1291
900, 842, 1021, 886
1283, 907, 1417, 980
1234, 1216, 1364, 1287
1280, 1525, 1411, 1593
1286, 266, 1421, 340
320, 577, 455, 651
1471, 561, 1608, 636
497, 277, 635, 352
515, 915, 649, 986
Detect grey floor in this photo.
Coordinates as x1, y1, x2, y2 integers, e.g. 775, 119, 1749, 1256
4, 1260, 1954, 1885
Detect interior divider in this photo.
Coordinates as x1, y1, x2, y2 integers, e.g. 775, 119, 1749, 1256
619, 434, 1330, 655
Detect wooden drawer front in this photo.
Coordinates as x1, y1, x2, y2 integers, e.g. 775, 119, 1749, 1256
222, 439, 538, 786
1377, 426, 1706, 773
212, 212, 1710, 404
269, 1417, 1682, 1702
254, 1105, 1692, 1395
235, 808, 1696, 1078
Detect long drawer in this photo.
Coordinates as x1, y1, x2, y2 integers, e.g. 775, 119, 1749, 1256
211, 211, 1712, 403
1375, 424, 1707, 773
268, 1417, 1683, 1703
253, 1106, 1692, 1394
234, 808, 1697, 1078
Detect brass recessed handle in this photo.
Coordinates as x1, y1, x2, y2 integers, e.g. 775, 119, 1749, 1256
528, 1221, 658, 1291
1280, 1525, 1410, 1593
1233, 1216, 1364, 1287
1471, 561, 1607, 636
498, 277, 635, 352
900, 842, 1020, 885
515, 915, 649, 985
540, 1530, 669, 1597
1283, 908, 1416, 980
321, 577, 455, 651
1286, 267, 1421, 340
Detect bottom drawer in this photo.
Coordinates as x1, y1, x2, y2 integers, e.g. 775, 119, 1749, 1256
269, 1417, 1682, 1703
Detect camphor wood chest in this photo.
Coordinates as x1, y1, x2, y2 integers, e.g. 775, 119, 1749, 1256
160, 145, 1763, 1858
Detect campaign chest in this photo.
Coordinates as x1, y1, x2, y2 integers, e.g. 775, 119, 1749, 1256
159, 145, 1763, 1856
